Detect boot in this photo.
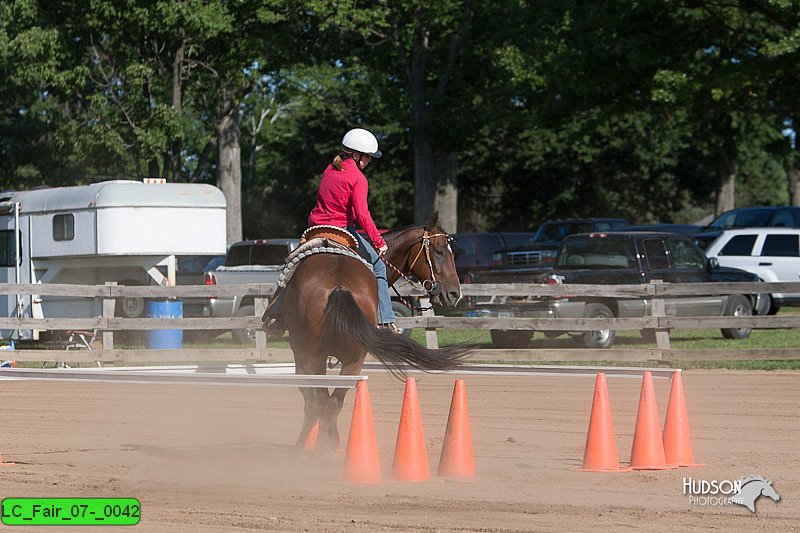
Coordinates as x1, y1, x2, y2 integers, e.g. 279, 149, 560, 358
262, 287, 287, 339
378, 322, 401, 334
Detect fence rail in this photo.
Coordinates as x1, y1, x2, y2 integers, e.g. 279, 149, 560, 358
2, 281, 799, 363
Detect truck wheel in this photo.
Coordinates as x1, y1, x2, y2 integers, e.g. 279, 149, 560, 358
391, 301, 413, 337
118, 280, 147, 319
490, 330, 531, 348
233, 305, 257, 345
754, 292, 771, 316
721, 295, 752, 339
582, 303, 616, 349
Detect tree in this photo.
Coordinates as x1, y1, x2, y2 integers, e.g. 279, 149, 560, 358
0, 1, 312, 244
306, 1, 490, 231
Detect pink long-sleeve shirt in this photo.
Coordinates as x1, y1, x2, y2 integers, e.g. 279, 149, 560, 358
308, 158, 386, 249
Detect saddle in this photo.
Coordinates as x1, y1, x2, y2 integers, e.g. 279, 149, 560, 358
263, 226, 367, 337
301, 225, 359, 251
276, 227, 371, 290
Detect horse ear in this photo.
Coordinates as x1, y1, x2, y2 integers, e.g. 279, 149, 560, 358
425, 211, 439, 229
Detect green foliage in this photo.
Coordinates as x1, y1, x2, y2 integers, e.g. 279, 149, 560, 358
0, 0, 797, 235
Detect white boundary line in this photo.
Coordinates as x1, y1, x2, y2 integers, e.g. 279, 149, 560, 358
0, 363, 677, 386
0, 368, 365, 388
362, 362, 678, 379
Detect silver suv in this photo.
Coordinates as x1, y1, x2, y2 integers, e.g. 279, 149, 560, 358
705, 228, 800, 314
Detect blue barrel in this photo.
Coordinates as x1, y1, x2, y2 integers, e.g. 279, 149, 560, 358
146, 300, 183, 350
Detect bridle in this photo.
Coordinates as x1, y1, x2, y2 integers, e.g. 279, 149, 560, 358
381, 228, 453, 299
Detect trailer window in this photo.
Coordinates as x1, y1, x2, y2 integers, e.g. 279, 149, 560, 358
0, 229, 21, 266
53, 214, 74, 241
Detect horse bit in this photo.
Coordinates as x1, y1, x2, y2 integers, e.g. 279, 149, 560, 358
381, 229, 452, 300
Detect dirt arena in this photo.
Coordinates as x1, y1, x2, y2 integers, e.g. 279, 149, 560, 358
0, 368, 797, 532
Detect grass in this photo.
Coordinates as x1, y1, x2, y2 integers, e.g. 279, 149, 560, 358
405, 306, 800, 371
6, 307, 798, 371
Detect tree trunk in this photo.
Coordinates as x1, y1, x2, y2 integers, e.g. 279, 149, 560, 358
790, 129, 800, 206
413, 134, 436, 225
408, 17, 459, 228
434, 152, 458, 232
170, 30, 185, 181
789, 166, 800, 206
410, 20, 434, 225
217, 103, 243, 245
715, 155, 736, 216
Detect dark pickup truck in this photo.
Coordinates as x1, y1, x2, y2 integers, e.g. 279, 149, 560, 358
467, 231, 767, 348
491, 218, 629, 271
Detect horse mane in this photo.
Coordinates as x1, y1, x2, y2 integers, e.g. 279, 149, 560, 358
740, 475, 769, 486
382, 212, 447, 238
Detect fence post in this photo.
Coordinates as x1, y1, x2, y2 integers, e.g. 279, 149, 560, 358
420, 297, 439, 349
649, 279, 671, 353
254, 295, 268, 349
102, 282, 117, 350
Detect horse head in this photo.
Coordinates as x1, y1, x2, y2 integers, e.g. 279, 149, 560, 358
760, 480, 780, 502
384, 212, 462, 308
733, 475, 780, 513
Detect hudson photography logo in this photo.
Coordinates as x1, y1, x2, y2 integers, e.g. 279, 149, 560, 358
683, 475, 781, 513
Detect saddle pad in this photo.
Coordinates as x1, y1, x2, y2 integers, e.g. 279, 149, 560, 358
277, 237, 372, 288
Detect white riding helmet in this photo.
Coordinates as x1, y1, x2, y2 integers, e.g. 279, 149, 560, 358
342, 128, 382, 158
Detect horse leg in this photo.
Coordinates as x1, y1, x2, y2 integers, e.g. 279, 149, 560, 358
293, 387, 325, 453
292, 352, 327, 455
317, 354, 367, 454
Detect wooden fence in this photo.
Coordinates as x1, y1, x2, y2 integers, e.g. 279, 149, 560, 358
1, 281, 799, 364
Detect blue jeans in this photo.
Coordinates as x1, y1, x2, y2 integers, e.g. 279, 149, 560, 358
348, 227, 395, 324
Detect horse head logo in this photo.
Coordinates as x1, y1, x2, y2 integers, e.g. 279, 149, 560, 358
731, 475, 780, 513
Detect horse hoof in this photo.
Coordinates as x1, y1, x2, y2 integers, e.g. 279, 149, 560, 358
287, 444, 305, 462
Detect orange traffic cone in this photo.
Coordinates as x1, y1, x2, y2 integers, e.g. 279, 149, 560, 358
581, 373, 630, 472
344, 381, 382, 484
662, 370, 704, 467
437, 379, 475, 479
392, 377, 429, 482
303, 420, 319, 452
630, 371, 675, 470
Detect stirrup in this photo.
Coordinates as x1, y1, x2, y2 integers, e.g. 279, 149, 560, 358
263, 316, 286, 339
378, 322, 401, 334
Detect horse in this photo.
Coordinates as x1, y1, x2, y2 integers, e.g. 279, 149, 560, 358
281, 213, 468, 453
731, 475, 780, 513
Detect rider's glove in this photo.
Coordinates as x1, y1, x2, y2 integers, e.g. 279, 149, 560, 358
378, 244, 388, 256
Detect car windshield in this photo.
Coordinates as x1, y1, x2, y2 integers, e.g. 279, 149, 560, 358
556, 238, 636, 268
501, 232, 536, 247
707, 209, 774, 230
225, 244, 289, 267
533, 222, 592, 242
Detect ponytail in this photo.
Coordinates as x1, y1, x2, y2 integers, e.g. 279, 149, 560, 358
332, 150, 356, 171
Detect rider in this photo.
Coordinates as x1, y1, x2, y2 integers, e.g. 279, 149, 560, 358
263, 127, 398, 335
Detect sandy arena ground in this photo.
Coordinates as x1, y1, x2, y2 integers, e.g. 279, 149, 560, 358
0, 369, 797, 532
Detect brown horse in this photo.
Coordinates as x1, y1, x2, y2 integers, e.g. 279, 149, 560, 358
283, 213, 467, 453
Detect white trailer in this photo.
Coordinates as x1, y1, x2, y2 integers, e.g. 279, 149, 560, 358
0, 180, 227, 339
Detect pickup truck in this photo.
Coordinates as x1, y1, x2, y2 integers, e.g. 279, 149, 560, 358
204, 239, 301, 343
491, 218, 629, 271
466, 231, 766, 349
205, 238, 421, 343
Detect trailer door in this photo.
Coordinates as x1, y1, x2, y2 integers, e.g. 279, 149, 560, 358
0, 202, 28, 338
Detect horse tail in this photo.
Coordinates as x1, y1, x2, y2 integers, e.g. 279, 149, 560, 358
319, 287, 469, 376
